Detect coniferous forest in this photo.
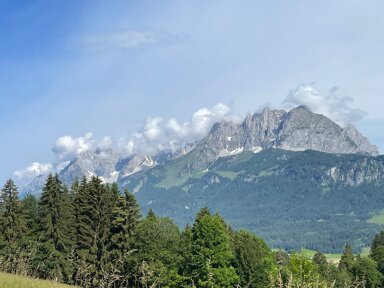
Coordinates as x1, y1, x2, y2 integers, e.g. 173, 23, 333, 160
2, 176, 384, 287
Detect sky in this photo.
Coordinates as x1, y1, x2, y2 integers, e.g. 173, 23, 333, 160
1, 0, 384, 185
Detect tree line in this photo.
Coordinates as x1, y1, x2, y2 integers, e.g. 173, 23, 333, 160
1, 175, 384, 287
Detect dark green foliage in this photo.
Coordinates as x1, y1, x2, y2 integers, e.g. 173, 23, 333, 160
110, 189, 140, 258
109, 189, 141, 285
339, 243, 355, 272
37, 174, 74, 282
0, 179, 27, 244
370, 230, 384, 288
135, 214, 182, 286
183, 209, 239, 287
73, 176, 117, 286
22, 194, 39, 233
352, 256, 383, 288
233, 230, 275, 287
3, 175, 384, 287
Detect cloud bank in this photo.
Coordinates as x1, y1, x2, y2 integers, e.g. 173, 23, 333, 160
14, 103, 237, 184
120, 103, 236, 155
282, 84, 366, 126
14, 86, 367, 185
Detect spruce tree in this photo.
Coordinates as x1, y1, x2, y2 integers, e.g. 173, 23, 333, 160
22, 194, 39, 234
371, 231, 384, 277
74, 176, 117, 286
185, 208, 239, 288
0, 179, 27, 244
339, 242, 355, 273
233, 230, 275, 288
110, 189, 140, 260
109, 189, 140, 285
36, 174, 74, 281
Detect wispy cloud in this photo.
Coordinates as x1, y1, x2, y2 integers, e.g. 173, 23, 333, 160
282, 84, 366, 126
73, 30, 190, 53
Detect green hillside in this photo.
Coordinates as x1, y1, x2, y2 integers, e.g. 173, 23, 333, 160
122, 148, 384, 253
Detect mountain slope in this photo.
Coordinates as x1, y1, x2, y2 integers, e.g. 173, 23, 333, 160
121, 148, 384, 252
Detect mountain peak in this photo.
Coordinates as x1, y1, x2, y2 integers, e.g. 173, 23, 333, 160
292, 104, 312, 112
192, 105, 378, 171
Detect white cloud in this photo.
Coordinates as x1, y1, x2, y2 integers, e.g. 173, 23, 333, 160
14, 162, 53, 180
13, 162, 53, 186
124, 103, 236, 155
282, 84, 366, 126
52, 132, 94, 161
14, 103, 238, 183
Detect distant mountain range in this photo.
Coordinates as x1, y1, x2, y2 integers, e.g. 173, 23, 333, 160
22, 106, 384, 252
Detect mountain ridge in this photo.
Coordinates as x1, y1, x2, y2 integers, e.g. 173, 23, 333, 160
21, 105, 379, 196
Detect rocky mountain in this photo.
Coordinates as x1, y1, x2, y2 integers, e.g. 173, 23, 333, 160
20, 105, 383, 252
188, 105, 377, 170
23, 105, 378, 194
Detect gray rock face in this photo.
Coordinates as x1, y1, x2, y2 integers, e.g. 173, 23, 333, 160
275, 106, 378, 155
188, 106, 378, 171
117, 155, 156, 179
60, 148, 120, 184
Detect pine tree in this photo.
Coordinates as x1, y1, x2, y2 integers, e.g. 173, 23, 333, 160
370, 231, 384, 277
0, 179, 27, 244
22, 194, 39, 234
39, 174, 74, 252
35, 174, 74, 281
233, 230, 275, 288
109, 189, 141, 285
110, 189, 140, 259
74, 176, 117, 286
339, 242, 355, 273
185, 208, 239, 288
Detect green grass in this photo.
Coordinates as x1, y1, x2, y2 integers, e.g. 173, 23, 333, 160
215, 170, 240, 180
0, 272, 77, 288
301, 249, 342, 263
367, 210, 384, 225
301, 247, 371, 264
155, 154, 195, 189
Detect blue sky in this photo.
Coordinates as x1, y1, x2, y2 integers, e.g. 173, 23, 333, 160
1, 0, 384, 185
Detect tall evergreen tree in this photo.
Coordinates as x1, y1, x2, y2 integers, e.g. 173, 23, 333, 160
0, 179, 27, 244
184, 209, 239, 288
233, 230, 275, 288
35, 174, 74, 281
339, 242, 355, 273
22, 194, 39, 234
108, 189, 141, 285
370, 231, 384, 278
38, 174, 74, 252
74, 176, 117, 286
110, 189, 140, 259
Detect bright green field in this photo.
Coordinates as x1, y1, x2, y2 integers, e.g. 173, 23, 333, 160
0, 273, 77, 288
368, 210, 384, 225
301, 247, 371, 264
301, 249, 342, 263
